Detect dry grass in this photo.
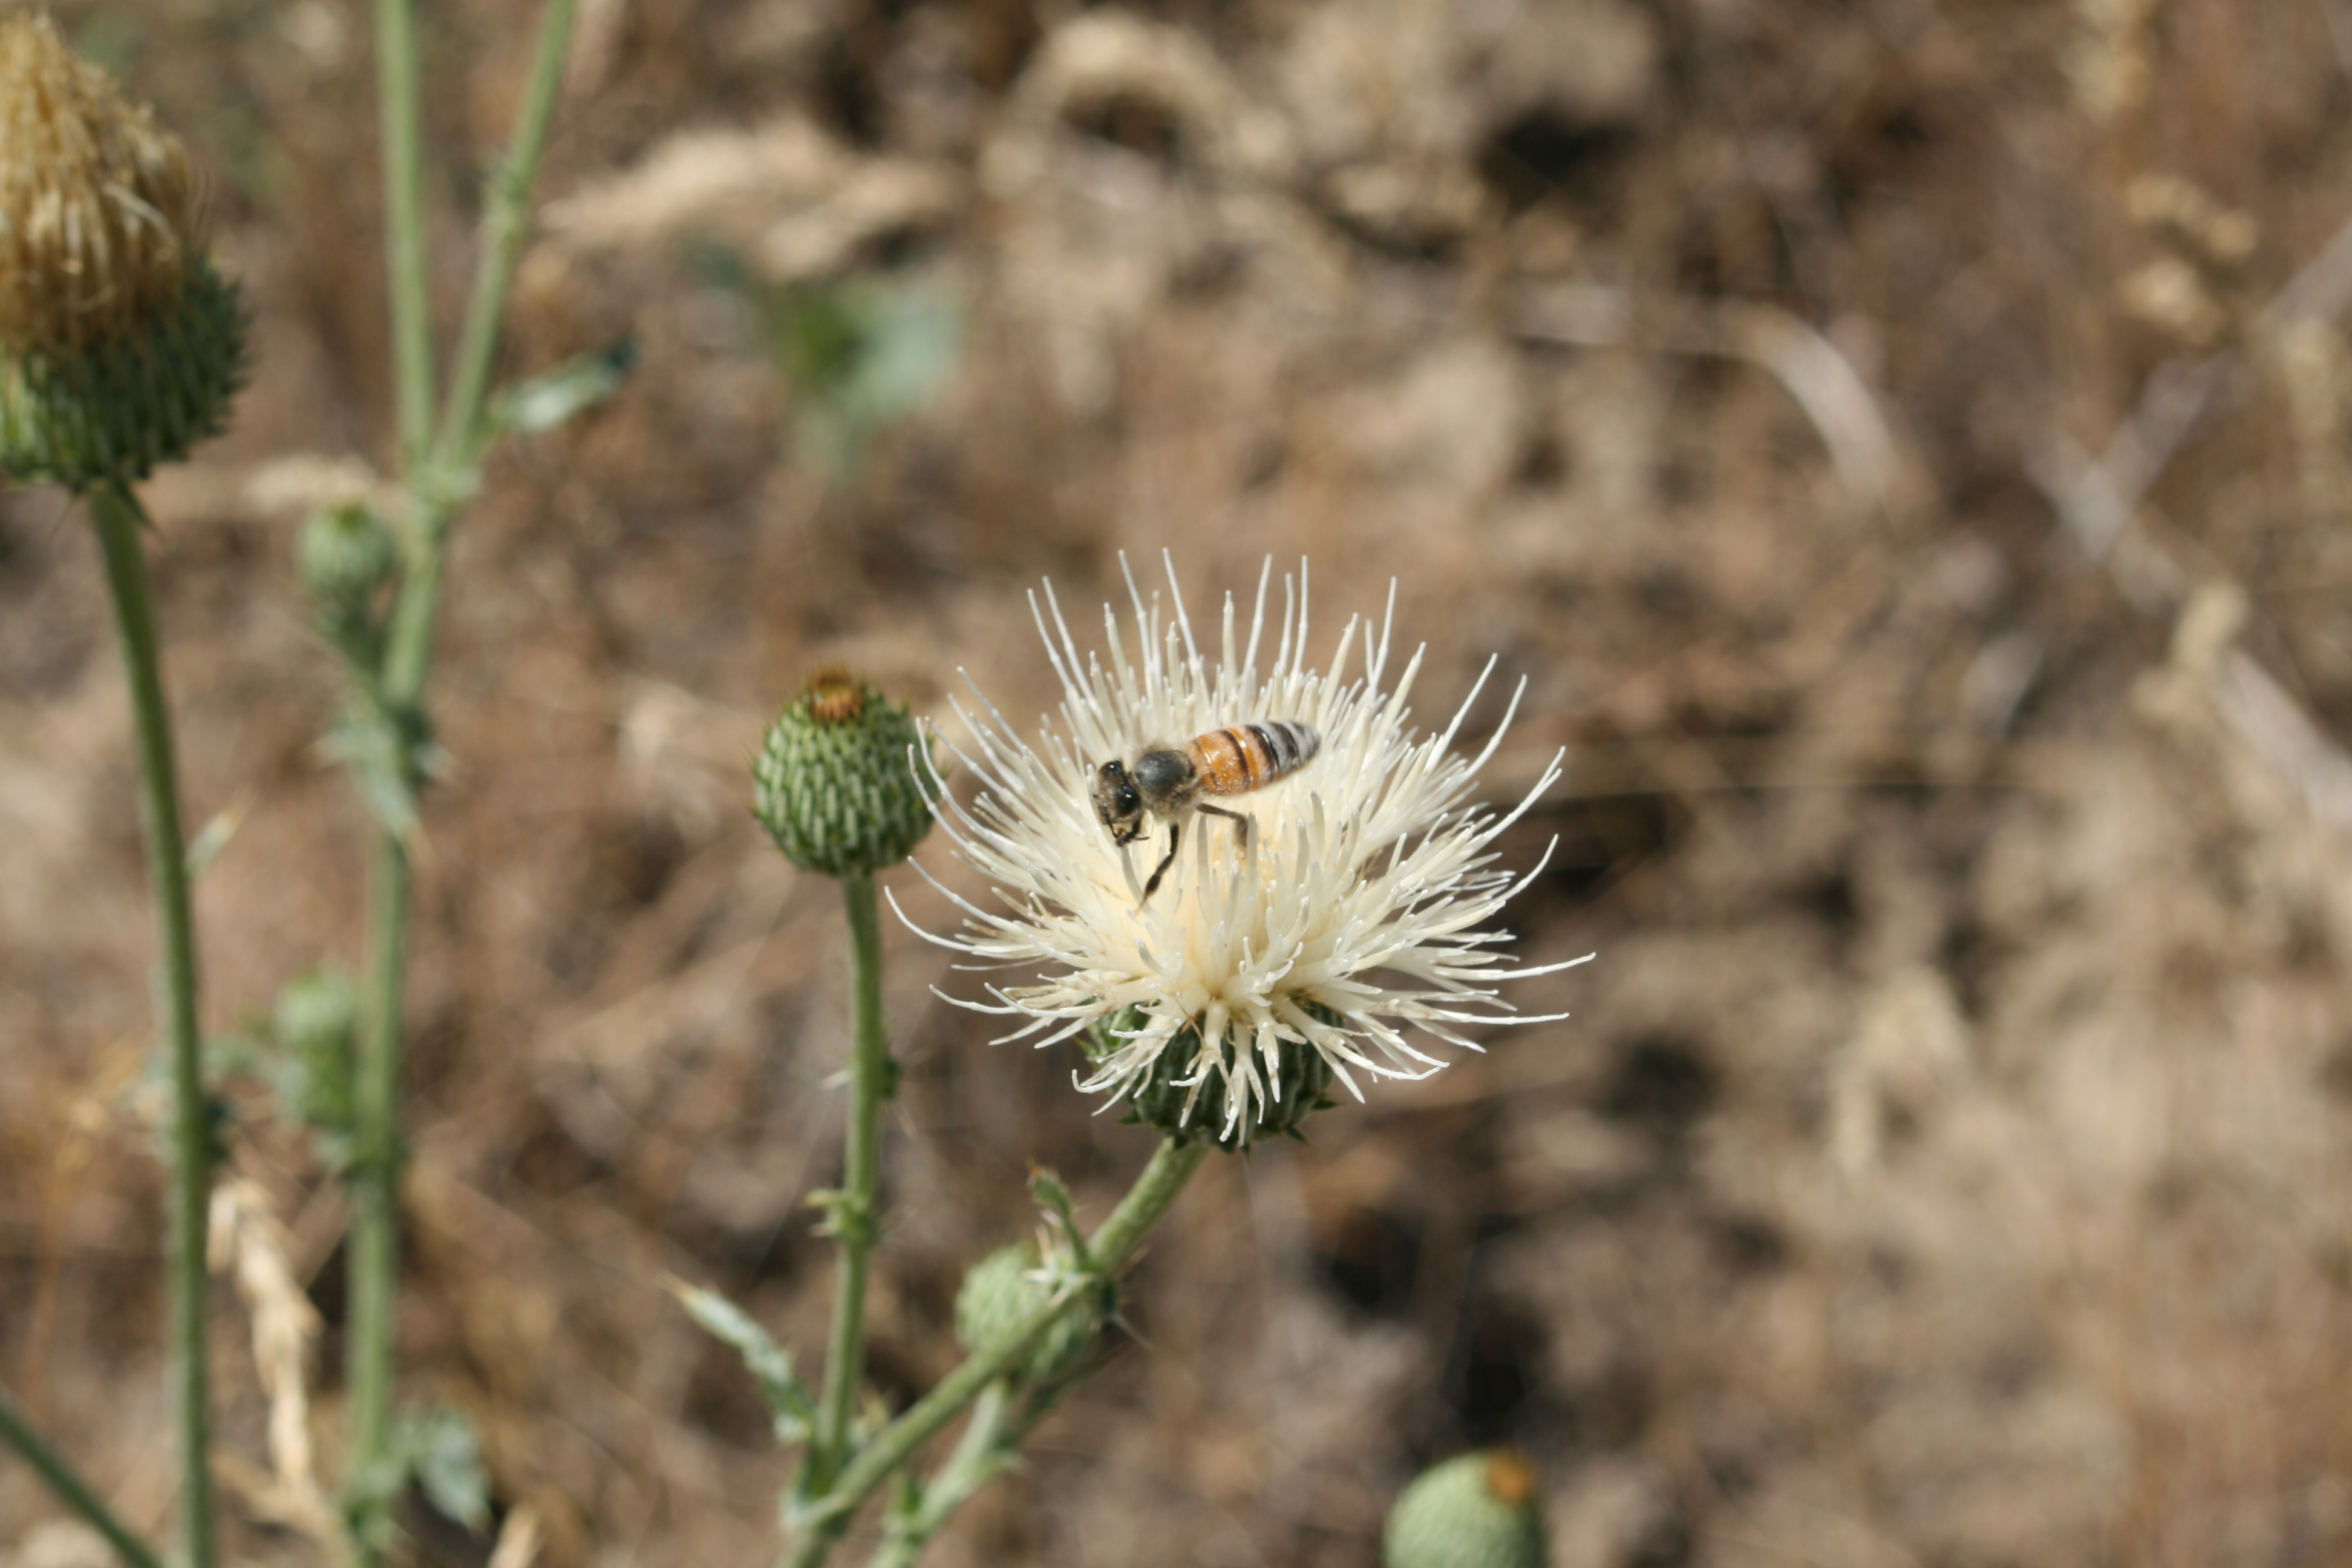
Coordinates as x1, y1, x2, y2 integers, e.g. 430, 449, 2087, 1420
10, 1, 2352, 1564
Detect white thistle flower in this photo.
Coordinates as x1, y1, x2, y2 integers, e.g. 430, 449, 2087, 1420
897, 556, 1589, 1146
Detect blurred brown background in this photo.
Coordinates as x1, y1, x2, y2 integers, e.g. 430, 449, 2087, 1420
9, 0, 2352, 1563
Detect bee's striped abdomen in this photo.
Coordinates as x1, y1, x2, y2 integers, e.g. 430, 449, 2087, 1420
1191, 720, 1319, 797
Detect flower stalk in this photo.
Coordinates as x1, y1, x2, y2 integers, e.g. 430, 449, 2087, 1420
864, 1381, 1010, 1568
810, 871, 892, 1490
0, 18, 250, 1564
343, 824, 409, 1539
375, 0, 432, 470
89, 479, 215, 1568
342, 0, 577, 1553
782, 1137, 1210, 1568
436, 0, 575, 476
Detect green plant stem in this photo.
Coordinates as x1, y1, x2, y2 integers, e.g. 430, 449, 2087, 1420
811, 872, 890, 1491
87, 482, 214, 1568
0, 1382, 166, 1568
435, 0, 577, 473
343, 7, 579, 1550
344, 827, 409, 1543
350, 11, 427, 1553
783, 1138, 1211, 1568
378, 504, 449, 708
375, 0, 433, 471
384, 0, 575, 705
863, 1382, 1010, 1568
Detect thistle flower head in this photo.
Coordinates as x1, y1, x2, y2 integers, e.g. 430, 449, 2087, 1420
1383, 1448, 1547, 1568
0, 11, 247, 488
903, 556, 1587, 1147
754, 665, 933, 879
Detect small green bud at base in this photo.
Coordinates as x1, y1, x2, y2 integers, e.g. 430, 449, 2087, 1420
953, 1243, 1103, 1384
753, 667, 932, 878
1089, 1001, 1339, 1150
1383, 1449, 1547, 1568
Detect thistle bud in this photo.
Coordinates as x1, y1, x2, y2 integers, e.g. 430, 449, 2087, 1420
296, 503, 399, 608
296, 502, 397, 662
0, 12, 247, 490
753, 666, 932, 879
953, 1243, 1104, 1384
1092, 1002, 1338, 1151
1382, 1449, 1547, 1568
270, 965, 358, 1153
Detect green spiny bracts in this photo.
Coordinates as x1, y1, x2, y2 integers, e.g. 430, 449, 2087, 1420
270, 966, 358, 1158
296, 501, 398, 664
1089, 1000, 1340, 1151
0, 15, 247, 491
953, 1243, 1106, 1384
753, 666, 932, 878
296, 502, 399, 610
0, 260, 247, 489
1382, 1449, 1547, 1568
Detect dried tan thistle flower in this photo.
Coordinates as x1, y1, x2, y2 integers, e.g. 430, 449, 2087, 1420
0, 11, 246, 488
0, 11, 199, 354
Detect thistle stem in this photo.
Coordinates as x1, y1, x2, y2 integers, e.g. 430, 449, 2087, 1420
349, 9, 428, 1551
0, 1382, 166, 1568
783, 1138, 1210, 1568
345, 827, 409, 1546
861, 1381, 1010, 1568
811, 872, 891, 1490
87, 481, 214, 1568
344, 7, 577, 1550
383, 0, 576, 708
374, 0, 433, 471
435, 0, 576, 474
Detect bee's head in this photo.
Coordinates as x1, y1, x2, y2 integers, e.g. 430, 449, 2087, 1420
1092, 760, 1145, 844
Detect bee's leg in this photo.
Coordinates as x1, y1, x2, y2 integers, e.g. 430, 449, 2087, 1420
1198, 801, 1250, 850
1141, 820, 1181, 906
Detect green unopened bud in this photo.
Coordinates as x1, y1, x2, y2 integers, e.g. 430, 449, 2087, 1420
953, 1243, 1103, 1384
273, 965, 358, 1058
1091, 1002, 1338, 1150
297, 503, 399, 608
296, 502, 397, 662
0, 12, 247, 490
753, 665, 931, 878
269, 965, 358, 1157
1383, 1449, 1547, 1568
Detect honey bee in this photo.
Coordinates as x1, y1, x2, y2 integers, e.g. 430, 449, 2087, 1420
1092, 720, 1321, 904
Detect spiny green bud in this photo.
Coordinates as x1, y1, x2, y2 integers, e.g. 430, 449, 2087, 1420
296, 503, 399, 609
273, 965, 358, 1057
269, 965, 357, 1157
1383, 1449, 1547, 1568
0, 13, 247, 491
1091, 1002, 1338, 1151
953, 1243, 1104, 1384
296, 502, 397, 664
753, 665, 932, 878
